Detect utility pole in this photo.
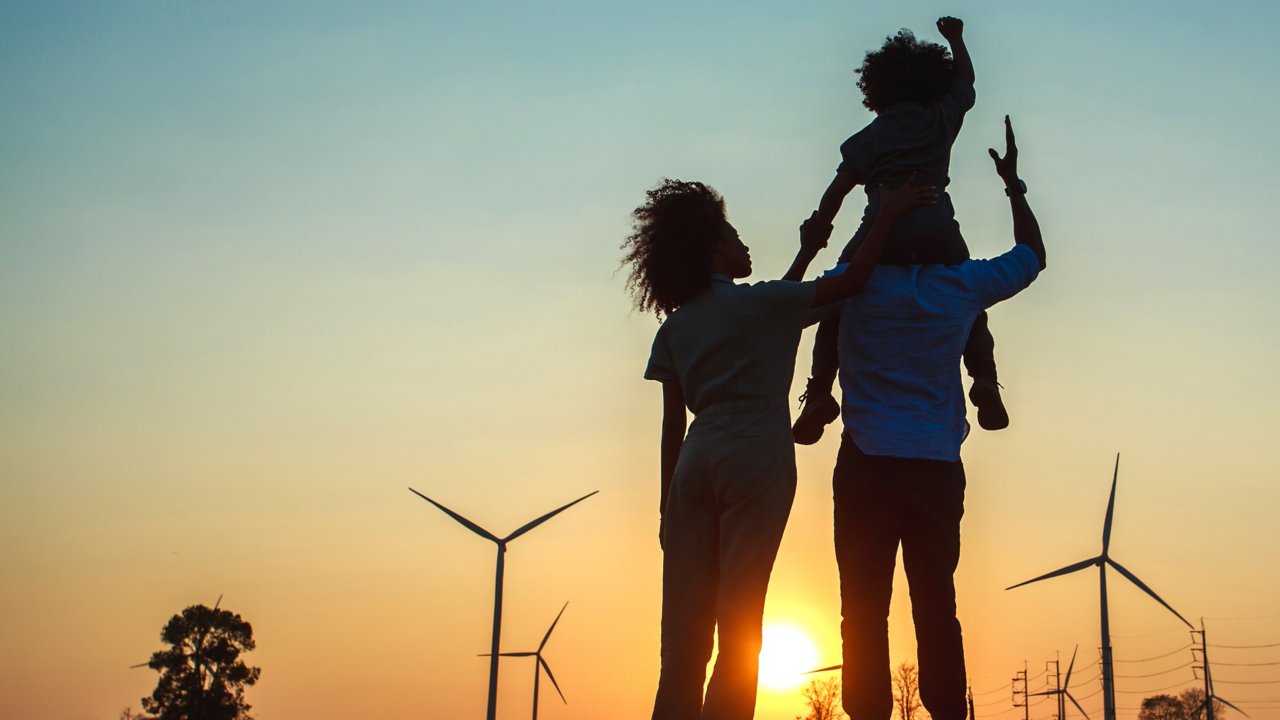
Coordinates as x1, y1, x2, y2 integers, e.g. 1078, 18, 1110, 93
1014, 661, 1030, 720
1192, 618, 1214, 720
1047, 654, 1064, 720
969, 686, 977, 720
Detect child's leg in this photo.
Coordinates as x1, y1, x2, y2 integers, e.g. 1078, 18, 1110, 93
963, 311, 1009, 431
791, 223, 869, 446
962, 311, 996, 380
792, 315, 843, 445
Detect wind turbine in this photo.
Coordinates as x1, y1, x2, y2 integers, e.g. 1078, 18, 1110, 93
1006, 454, 1191, 720
129, 594, 224, 670
1032, 647, 1091, 720
409, 487, 597, 720
484, 602, 569, 720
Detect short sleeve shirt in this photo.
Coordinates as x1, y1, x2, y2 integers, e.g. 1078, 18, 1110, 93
834, 244, 1040, 461
837, 80, 975, 188
645, 277, 816, 414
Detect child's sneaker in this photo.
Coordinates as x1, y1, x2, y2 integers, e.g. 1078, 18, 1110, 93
792, 381, 841, 445
968, 377, 1009, 430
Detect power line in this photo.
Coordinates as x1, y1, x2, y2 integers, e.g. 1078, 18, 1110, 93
1075, 686, 1104, 701
1112, 680, 1196, 694
1113, 644, 1193, 663
1211, 659, 1280, 667
1213, 679, 1280, 685
1209, 642, 1280, 649
1113, 660, 1194, 679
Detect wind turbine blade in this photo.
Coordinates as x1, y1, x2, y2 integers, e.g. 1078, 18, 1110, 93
1006, 557, 1100, 590
805, 664, 843, 674
1067, 691, 1092, 720
1105, 558, 1192, 627
213, 593, 223, 611
1102, 454, 1119, 555
1217, 696, 1248, 717
408, 488, 500, 542
539, 602, 569, 651
539, 656, 567, 704
1064, 645, 1078, 688
1029, 690, 1059, 698
504, 491, 599, 543
129, 661, 150, 669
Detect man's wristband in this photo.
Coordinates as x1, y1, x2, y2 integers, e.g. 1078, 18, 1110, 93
1005, 179, 1027, 197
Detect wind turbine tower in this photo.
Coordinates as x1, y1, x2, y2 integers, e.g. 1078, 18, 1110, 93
410, 488, 597, 720
488, 602, 570, 720
1007, 454, 1191, 720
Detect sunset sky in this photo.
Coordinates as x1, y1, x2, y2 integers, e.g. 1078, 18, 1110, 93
3, 1, 1280, 719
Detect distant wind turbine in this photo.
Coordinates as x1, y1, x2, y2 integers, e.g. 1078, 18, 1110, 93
1006, 454, 1191, 720
409, 488, 597, 720
129, 593, 224, 670
483, 602, 569, 720
1032, 646, 1091, 720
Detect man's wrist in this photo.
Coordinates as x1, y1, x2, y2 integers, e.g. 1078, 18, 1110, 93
1004, 178, 1027, 196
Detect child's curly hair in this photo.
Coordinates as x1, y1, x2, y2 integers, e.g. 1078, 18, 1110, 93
621, 179, 727, 320
856, 29, 956, 113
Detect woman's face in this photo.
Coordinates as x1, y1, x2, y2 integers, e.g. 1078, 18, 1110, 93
713, 221, 752, 278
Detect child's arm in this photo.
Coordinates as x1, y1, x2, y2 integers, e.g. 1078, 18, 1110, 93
814, 169, 861, 228
937, 17, 974, 86
656, 378, 686, 549
810, 176, 938, 307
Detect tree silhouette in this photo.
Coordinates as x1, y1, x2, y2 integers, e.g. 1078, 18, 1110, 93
1139, 689, 1226, 720
797, 677, 847, 720
140, 602, 260, 720
892, 662, 928, 720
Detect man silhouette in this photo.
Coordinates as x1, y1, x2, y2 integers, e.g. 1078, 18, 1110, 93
824, 116, 1045, 720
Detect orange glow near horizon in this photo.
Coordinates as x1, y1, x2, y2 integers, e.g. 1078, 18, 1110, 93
758, 623, 821, 691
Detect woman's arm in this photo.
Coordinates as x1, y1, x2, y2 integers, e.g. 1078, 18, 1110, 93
810, 177, 938, 307
657, 378, 686, 549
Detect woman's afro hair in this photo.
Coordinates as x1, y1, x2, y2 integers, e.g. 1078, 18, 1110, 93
621, 179, 727, 320
856, 29, 955, 112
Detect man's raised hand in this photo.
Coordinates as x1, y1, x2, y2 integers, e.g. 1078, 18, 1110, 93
988, 115, 1019, 185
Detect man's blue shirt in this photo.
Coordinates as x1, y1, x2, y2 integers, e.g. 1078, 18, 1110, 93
824, 244, 1041, 461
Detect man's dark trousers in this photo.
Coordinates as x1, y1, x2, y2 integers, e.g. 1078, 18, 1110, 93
833, 434, 968, 720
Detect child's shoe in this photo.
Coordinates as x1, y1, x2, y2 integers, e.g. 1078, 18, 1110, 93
968, 377, 1009, 431
792, 380, 841, 445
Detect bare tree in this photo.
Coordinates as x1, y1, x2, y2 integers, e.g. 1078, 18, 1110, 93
1140, 689, 1227, 720
892, 662, 929, 720
798, 677, 847, 720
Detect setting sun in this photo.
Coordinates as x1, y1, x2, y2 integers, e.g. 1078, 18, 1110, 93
757, 623, 821, 690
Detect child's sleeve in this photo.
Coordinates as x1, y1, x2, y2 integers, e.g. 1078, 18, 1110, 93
643, 328, 678, 383
835, 131, 872, 183
937, 80, 976, 131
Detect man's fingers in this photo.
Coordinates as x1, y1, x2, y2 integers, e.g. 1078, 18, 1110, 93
988, 148, 1000, 162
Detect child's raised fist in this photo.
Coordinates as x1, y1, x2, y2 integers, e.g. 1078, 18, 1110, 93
936, 16, 964, 41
